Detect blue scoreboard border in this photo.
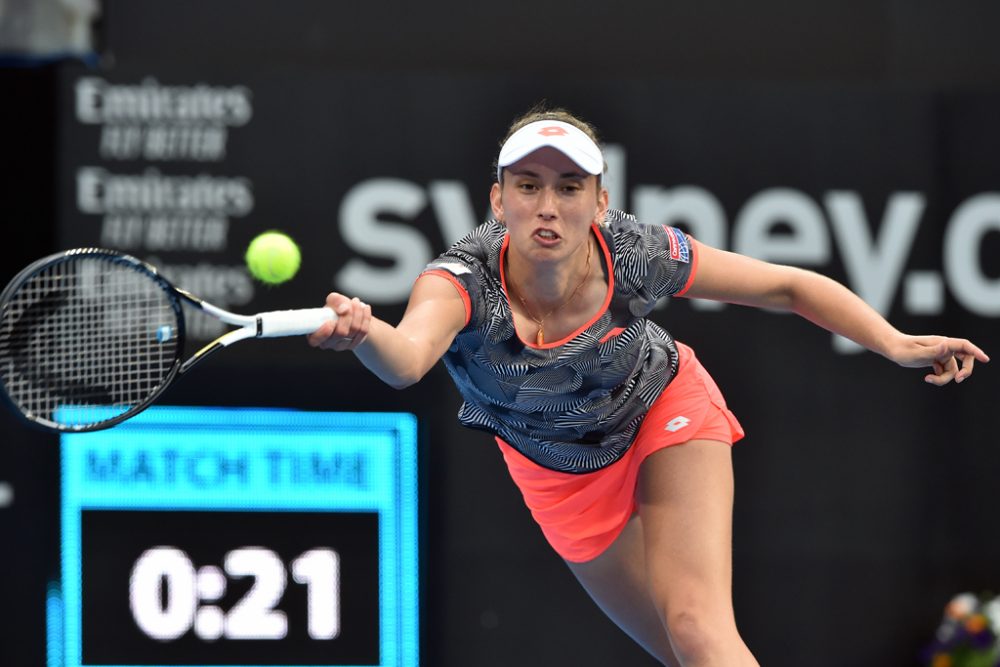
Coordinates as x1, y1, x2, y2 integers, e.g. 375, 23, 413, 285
58, 406, 419, 667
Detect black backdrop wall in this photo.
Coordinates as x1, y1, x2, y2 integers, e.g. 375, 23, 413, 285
2, 2, 999, 666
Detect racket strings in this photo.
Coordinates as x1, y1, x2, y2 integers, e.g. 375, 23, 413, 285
0, 257, 180, 428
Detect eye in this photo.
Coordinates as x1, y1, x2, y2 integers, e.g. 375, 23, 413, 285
517, 182, 538, 192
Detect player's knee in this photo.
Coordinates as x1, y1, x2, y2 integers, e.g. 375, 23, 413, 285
662, 606, 726, 664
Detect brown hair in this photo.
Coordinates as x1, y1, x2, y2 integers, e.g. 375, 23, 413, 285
495, 104, 605, 186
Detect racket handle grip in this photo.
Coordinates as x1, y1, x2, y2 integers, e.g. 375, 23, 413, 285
258, 307, 337, 337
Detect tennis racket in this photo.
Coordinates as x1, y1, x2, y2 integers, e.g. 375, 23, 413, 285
0, 248, 336, 433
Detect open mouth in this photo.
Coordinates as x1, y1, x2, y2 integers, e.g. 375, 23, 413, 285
535, 229, 560, 242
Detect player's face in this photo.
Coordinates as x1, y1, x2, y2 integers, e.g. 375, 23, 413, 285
491, 147, 608, 266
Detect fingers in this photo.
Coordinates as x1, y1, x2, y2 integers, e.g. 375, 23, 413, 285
306, 293, 371, 351
955, 354, 977, 383
923, 337, 988, 386
946, 337, 990, 364
924, 355, 958, 386
306, 318, 337, 348
339, 297, 371, 349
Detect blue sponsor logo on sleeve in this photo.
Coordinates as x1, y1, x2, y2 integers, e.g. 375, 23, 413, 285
667, 227, 690, 263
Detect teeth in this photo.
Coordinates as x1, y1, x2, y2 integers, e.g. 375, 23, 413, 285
538, 230, 557, 239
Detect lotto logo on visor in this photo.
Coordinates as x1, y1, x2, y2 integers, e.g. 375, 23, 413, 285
538, 126, 568, 137
497, 120, 604, 180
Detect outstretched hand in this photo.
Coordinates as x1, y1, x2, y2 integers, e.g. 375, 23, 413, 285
889, 335, 990, 386
307, 292, 372, 351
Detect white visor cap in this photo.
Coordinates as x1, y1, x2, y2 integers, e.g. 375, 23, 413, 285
496, 120, 604, 181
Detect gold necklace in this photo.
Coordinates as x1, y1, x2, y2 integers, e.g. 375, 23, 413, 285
513, 239, 593, 346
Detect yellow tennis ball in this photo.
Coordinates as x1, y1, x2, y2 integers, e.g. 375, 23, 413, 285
245, 231, 301, 284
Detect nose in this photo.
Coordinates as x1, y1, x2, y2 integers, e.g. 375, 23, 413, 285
537, 186, 558, 219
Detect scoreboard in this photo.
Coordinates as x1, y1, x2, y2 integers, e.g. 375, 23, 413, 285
53, 407, 419, 667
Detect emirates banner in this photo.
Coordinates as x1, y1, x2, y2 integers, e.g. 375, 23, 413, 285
56, 69, 998, 359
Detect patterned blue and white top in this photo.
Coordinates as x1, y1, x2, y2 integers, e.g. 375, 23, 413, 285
423, 209, 697, 474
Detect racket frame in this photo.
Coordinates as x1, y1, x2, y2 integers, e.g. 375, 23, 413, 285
0, 248, 335, 433
0, 248, 186, 432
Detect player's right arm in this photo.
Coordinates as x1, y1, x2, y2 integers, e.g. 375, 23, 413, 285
307, 273, 468, 389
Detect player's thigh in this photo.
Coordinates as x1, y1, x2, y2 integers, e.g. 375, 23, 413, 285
566, 514, 681, 667
637, 439, 737, 617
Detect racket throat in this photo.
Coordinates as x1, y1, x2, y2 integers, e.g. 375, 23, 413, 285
180, 327, 257, 375
179, 341, 225, 375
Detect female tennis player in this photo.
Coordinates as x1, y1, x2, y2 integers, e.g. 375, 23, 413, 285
308, 107, 989, 666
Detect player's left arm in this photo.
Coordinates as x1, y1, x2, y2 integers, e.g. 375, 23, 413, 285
680, 238, 990, 385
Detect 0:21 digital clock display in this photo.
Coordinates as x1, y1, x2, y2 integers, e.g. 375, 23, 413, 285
82, 509, 379, 665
